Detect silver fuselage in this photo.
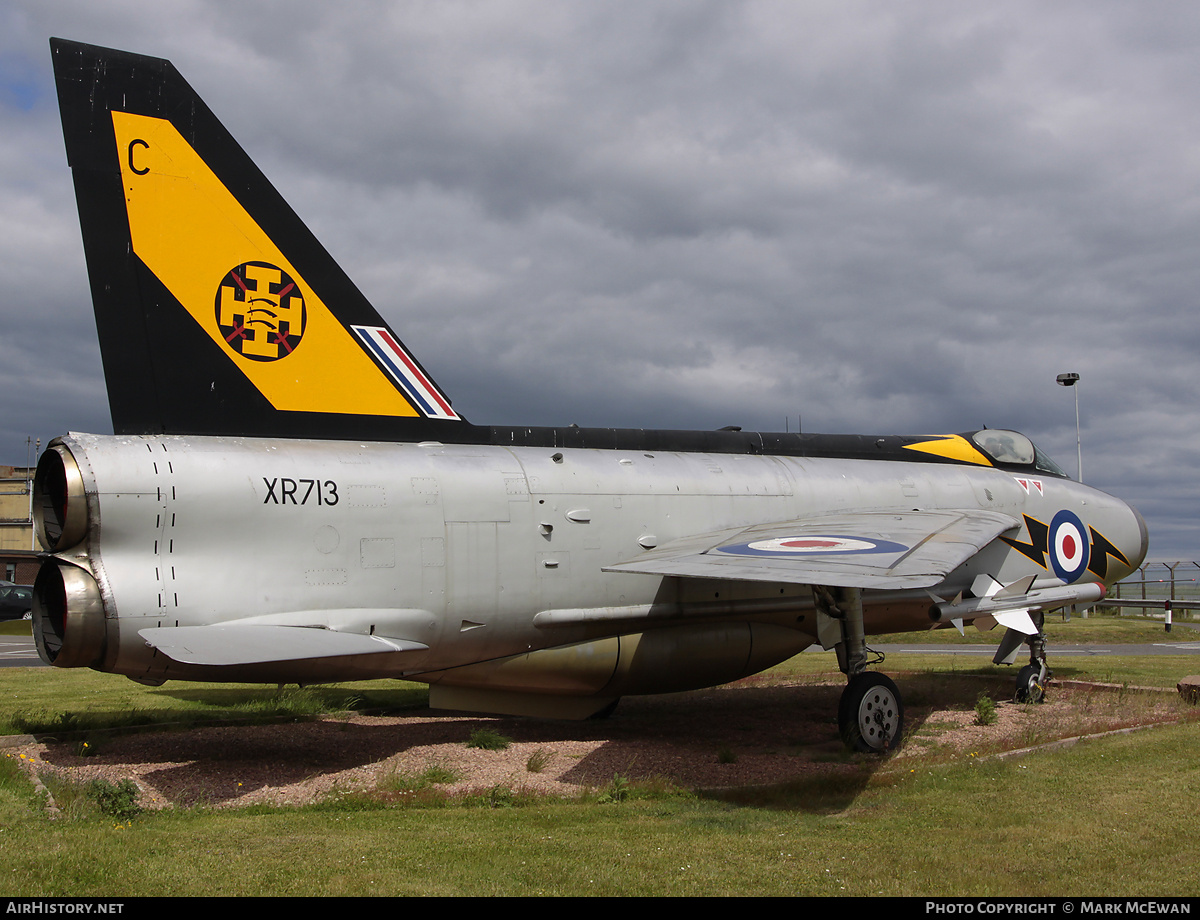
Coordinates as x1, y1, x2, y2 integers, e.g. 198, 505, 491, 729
41, 432, 1146, 696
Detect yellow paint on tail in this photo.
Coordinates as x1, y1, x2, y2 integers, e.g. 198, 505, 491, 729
111, 111, 418, 417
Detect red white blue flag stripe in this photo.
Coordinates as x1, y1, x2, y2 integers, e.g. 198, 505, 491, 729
351, 325, 460, 420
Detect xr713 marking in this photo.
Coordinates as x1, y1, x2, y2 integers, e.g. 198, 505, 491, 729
262, 477, 339, 506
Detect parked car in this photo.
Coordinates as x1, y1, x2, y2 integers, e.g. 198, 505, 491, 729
0, 582, 33, 621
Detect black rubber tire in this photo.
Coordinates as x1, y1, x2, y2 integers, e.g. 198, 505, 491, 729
839, 672, 904, 753
1015, 664, 1046, 703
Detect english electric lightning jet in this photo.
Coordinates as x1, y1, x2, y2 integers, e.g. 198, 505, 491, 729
33, 39, 1148, 752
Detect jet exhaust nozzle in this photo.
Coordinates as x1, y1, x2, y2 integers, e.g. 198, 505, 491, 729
33, 442, 88, 551
32, 561, 107, 669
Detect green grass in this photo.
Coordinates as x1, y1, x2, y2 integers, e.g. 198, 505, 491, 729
0, 670, 429, 736
875, 608, 1195, 645
466, 727, 512, 750
763, 643, 1197, 690
0, 721, 1195, 896
0, 644, 1197, 896
973, 692, 998, 725
373, 764, 461, 796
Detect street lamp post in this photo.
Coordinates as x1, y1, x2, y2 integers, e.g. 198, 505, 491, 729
1056, 372, 1081, 482
1056, 372, 1085, 616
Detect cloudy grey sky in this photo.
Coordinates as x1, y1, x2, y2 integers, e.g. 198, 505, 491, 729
1, 1, 1196, 560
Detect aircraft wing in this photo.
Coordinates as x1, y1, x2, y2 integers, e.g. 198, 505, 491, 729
602, 509, 1020, 589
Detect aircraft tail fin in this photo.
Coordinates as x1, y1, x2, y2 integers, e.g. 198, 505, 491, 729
51, 38, 464, 440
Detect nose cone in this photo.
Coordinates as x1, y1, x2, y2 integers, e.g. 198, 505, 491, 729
1082, 488, 1148, 584
1128, 503, 1150, 571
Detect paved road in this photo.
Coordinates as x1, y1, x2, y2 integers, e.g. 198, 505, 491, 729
867, 641, 1200, 657
0, 635, 42, 667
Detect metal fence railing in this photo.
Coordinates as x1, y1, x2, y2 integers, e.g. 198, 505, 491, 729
1107, 561, 1200, 630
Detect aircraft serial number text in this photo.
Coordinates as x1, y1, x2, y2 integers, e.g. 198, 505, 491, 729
262, 478, 339, 506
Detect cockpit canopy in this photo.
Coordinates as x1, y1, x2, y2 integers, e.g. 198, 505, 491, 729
968, 429, 1069, 478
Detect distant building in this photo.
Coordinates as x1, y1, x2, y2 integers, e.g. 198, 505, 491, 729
0, 465, 40, 584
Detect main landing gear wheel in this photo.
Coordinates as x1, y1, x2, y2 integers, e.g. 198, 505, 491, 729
1015, 664, 1046, 704
839, 672, 904, 753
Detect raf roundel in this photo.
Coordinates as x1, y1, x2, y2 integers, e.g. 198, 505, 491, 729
1048, 510, 1091, 582
716, 535, 909, 557
215, 261, 307, 362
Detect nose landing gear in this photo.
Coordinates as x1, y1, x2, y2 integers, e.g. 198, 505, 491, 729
1015, 664, 1046, 704
994, 610, 1051, 703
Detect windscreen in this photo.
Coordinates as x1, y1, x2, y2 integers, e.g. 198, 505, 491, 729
971, 430, 1069, 478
